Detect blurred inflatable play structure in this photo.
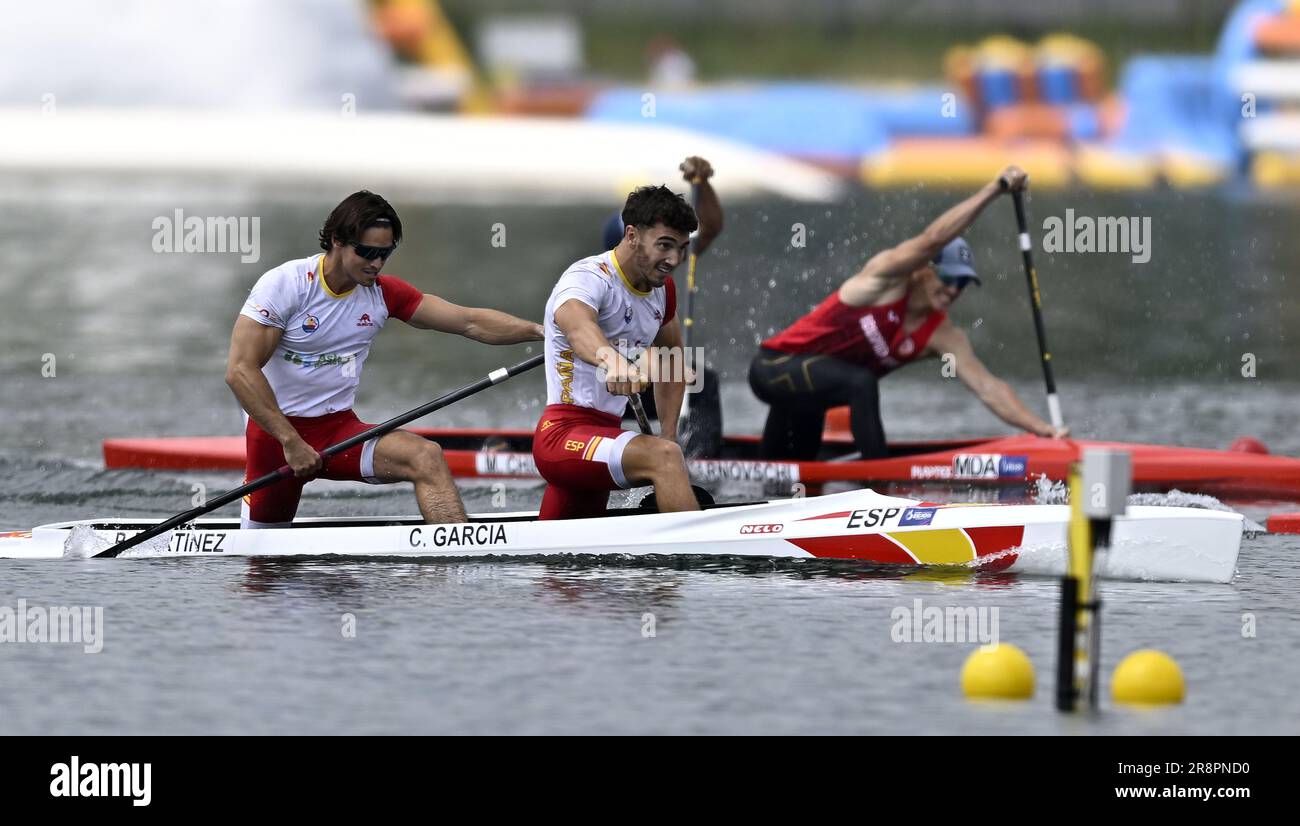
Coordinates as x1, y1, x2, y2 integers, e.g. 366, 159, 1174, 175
1232, 0, 1300, 186
13, 0, 1290, 195
369, 0, 492, 112
576, 0, 1300, 190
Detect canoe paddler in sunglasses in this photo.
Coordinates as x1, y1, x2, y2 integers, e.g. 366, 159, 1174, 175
226, 190, 543, 529
749, 165, 1069, 462
534, 184, 699, 519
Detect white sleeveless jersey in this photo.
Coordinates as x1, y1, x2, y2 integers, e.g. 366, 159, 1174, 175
239, 254, 424, 417
543, 250, 676, 418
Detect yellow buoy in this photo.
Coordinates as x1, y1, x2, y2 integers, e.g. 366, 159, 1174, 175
961, 643, 1035, 700
1112, 650, 1185, 705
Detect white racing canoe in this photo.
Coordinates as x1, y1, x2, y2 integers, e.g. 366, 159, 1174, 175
0, 489, 1243, 583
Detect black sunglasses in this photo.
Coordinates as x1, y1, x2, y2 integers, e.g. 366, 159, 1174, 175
351, 242, 397, 261
939, 274, 975, 291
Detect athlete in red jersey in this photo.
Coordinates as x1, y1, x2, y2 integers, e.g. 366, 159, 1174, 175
226, 191, 543, 528
749, 166, 1069, 460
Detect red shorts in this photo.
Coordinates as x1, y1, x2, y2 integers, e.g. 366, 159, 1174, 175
242, 409, 387, 527
533, 404, 639, 520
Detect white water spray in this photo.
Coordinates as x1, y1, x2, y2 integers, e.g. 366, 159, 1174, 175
0, 0, 401, 110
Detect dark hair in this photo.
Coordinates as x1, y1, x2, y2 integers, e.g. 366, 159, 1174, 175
318, 191, 403, 251
620, 185, 697, 237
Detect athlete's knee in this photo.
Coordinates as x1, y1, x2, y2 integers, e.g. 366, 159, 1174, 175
409, 441, 448, 479
625, 436, 685, 479
662, 437, 685, 463
644, 438, 686, 480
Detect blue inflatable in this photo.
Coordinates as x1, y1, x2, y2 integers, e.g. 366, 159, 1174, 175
586, 84, 974, 161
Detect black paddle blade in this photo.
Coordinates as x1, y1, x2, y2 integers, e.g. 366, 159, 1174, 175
678, 367, 723, 459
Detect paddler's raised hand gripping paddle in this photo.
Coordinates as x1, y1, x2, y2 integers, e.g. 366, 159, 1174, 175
94, 354, 545, 558
1004, 176, 1065, 432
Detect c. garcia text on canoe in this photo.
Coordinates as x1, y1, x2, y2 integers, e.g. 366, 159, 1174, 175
409, 524, 508, 549
113, 530, 227, 553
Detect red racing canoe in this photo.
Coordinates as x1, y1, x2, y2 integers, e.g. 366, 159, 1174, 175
102, 415, 1300, 500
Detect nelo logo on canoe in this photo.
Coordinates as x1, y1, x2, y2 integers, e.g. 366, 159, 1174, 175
739, 523, 783, 535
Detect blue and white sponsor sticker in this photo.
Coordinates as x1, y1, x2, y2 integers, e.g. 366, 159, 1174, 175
899, 507, 937, 527
998, 455, 1028, 478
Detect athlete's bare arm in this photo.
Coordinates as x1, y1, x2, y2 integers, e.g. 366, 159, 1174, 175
225, 316, 321, 476
926, 321, 1068, 438
839, 166, 1029, 307
650, 317, 687, 441
680, 156, 723, 256
405, 294, 543, 343
553, 299, 646, 396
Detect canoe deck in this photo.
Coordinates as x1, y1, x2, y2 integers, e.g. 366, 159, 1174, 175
0, 488, 1245, 583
